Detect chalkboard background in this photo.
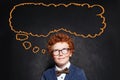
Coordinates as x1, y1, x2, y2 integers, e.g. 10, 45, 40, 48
0, 0, 119, 80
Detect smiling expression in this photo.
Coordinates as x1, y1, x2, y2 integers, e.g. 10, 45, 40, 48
52, 42, 72, 67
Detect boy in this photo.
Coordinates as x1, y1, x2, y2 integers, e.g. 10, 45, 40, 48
41, 32, 87, 80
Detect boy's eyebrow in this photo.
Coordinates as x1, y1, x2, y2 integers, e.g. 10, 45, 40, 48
53, 48, 70, 50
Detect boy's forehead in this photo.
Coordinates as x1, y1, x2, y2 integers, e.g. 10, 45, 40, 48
52, 42, 69, 49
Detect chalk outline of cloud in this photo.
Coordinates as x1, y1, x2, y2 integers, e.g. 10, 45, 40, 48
9, 2, 106, 38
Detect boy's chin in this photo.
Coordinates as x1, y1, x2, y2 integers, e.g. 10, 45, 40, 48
56, 61, 69, 67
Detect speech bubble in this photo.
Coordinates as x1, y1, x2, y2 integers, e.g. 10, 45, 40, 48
9, 3, 106, 38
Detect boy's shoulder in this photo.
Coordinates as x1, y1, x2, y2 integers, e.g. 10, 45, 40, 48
70, 64, 83, 71
43, 67, 55, 74
70, 64, 85, 75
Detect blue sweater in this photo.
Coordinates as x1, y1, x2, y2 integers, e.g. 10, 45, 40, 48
41, 64, 87, 80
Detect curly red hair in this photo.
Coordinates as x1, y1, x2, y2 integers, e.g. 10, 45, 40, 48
47, 32, 74, 53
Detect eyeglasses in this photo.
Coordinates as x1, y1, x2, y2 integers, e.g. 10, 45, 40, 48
52, 48, 71, 56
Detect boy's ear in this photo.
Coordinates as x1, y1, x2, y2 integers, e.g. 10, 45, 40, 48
70, 53, 72, 57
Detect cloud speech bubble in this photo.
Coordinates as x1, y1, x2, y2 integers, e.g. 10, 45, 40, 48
9, 3, 106, 38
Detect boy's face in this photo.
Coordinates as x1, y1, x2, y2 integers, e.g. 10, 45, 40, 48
52, 42, 72, 67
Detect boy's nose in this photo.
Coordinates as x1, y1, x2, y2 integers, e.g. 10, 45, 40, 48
59, 51, 63, 56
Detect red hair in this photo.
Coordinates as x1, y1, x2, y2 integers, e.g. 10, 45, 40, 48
47, 32, 74, 53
